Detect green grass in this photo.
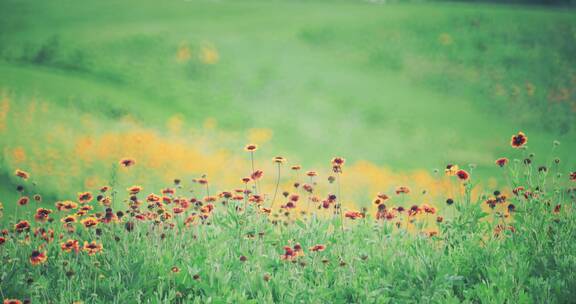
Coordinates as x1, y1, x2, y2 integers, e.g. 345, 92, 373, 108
0, 0, 574, 172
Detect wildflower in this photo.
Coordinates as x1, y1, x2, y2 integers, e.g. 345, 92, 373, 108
273, 156, 286, 164
171, 266, 180, 273
570, 172, 576, 181
34, 208, 52, 222
310, 244, 326, 252
61, 215, 77, 224
291, 165, 301, 170
18, 196, 29, 206
33, 194, 42, 202
422, 204, 436, 214
244, 144, 258, 152
0, 236, 5, 245
511, 131, 528, 148
127, 186, 142, 195
436, 216, 444, 223
239, 255, 248, 262
77, 192, 93, 204
119, 158, 136, 167
30, 250, 47, 266
61, 239, 80, 253
80, 217, 99, 228
281, 246, 297, 260
14, 220, 30, 233
445, 164, 459, 176
56, 201, 78, 211
495, 158, 509, 167
345, 211, 364, 220
456, 169, 470, 181
306, 171, 317, 177
3, 299, 22, 304
15, 169, 30, 180
331, 157, 345, 167
395, 186, 410, 195
83, 241, 103, 255
251, 170, 264, 180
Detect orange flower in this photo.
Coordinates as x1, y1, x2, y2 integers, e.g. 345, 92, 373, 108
61, 215, 77, 224
309, 244, 326, 252
14, 220, 30, 233
395, 186, 410, 195
444, 164, 459, 176
17, 196, 29, 206
119, 158, 136, 167
56, 201, 78, 211
273, 156, 286, 164
34, 208, 52, 222
80, 217, 99, 228
306, 171, 317, 177
3, 299, 23, 304
30, 250, 47, 266
495, 158, 509, 167
77, 192, 93, 204
345, 211, 364, 220
331, 157, 345, 172
61, 239, 80, 253
456, 170, 470, 181
83, 241, 103, 255
244, 144, 258, 152
511, 131, 528, 148
251, 170, 264, 180
127, 186, 142, 195
15, 169, 30, 180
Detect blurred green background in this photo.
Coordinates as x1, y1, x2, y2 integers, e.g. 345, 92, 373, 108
0, 0, 575, 212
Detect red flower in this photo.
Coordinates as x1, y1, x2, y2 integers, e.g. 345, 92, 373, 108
570, 172, 576, 181
30, 250, 47, 266
310, 244, 326, 252
251, 170, 264, 181
395, 186, 410, 195
61, 239, 80, 253
495, 158, 509, 167
15, 169, 30, 180
14, 220, 30, 233
510, 131, 528, 148
77, 192, 93, 204
244, 144, 258, 152
119, 158, 136, 167
345, 211, 364, 220
17, 196, 29, 206
456, 170, 469, 181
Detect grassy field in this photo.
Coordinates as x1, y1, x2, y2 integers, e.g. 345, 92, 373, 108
0, 0, 575, 303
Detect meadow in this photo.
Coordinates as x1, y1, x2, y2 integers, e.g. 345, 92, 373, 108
0, 0, 576, 303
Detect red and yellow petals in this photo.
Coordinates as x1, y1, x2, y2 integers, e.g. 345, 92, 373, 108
119, 158, 136, 167
80, 217, 99, 228
83, 241, 103, 255
244, 144, 258, 152
456, 169, 470, 181
511, 131, 528, 148
61, 239, 80, 253
15, 169, 30, 180
30, 250, 47, 266
495, 157, 509, 167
